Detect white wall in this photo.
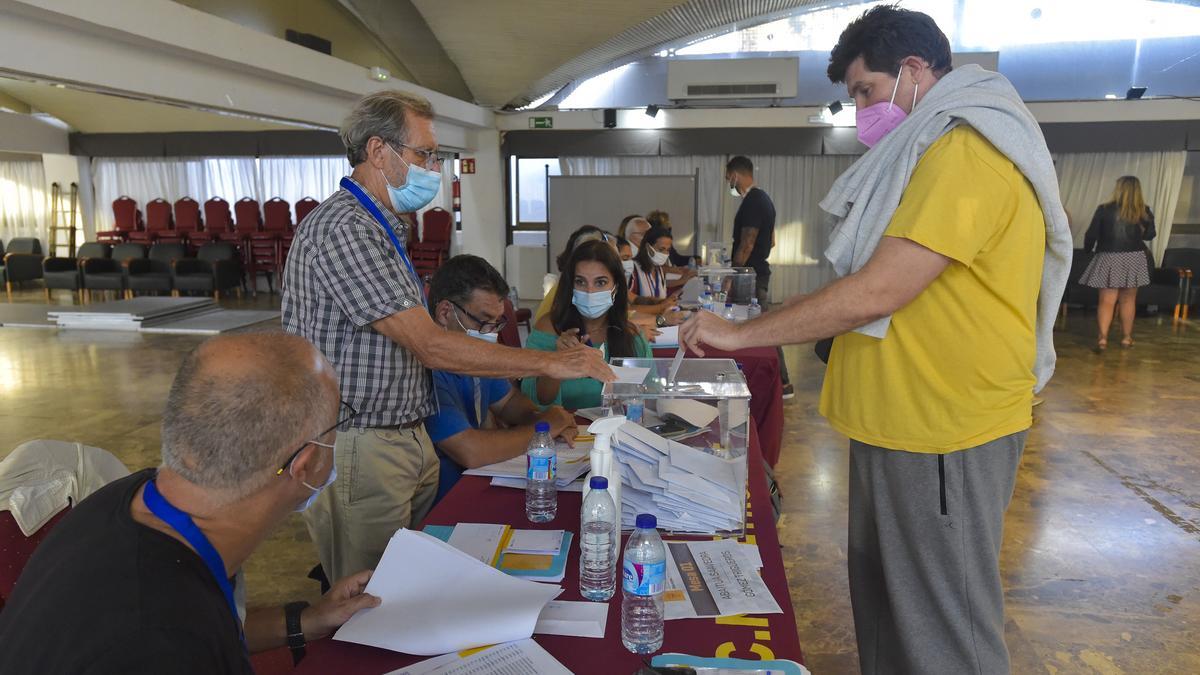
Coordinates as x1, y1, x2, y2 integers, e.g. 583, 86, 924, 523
0, 111, 68, 154
457, 128, 507, 269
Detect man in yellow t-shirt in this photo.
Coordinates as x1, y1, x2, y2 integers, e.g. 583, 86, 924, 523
681, 7, 1055, 674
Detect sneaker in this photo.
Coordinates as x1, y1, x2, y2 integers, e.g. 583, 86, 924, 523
781, 384, 795, 400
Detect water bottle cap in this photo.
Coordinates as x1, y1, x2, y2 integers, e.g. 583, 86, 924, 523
635, 513, 657, 529
535, 421, 550, 433
725, 302, 733, 308
589, 476, 608, 489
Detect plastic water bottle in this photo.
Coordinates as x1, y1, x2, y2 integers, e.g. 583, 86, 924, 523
525, 422, 557, 522
700, 285, 714, 313
747, 297, 762, 320
722, 302, 736, 321
621, 513, 666, 654
624, 396, 644, 424
579, 476, 617, 602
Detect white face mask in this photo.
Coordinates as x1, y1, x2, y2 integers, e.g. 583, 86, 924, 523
452, 304, 499, 343
621, 259, 636, 278
650, 250, 670, 267
293, 441, 336, 512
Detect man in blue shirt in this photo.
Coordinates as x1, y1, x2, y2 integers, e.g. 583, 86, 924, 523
425, 255, 578, 501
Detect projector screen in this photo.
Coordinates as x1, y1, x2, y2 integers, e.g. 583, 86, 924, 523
546, 174, 697, 271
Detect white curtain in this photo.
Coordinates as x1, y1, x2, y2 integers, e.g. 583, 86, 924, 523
1053, 151, 1188, 264
92, 157, 259, 231
739, 155, 859, 303
0, 160, 48, 246
258, 156, 347, 208
560, 155, 727, 250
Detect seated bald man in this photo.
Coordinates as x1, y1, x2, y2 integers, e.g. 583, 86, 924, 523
0, 333, 378, 674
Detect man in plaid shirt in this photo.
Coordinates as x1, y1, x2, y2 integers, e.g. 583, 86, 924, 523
283, 91, 612, 582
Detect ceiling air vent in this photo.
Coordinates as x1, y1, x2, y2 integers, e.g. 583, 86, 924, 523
686, 83, 779, 97
668, 57, 798, 100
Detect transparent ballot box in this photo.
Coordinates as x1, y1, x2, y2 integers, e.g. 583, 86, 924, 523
698, 266, 757, 305
603, 357, 752, 535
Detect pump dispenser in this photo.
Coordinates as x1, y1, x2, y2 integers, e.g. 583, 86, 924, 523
584, 414, 625, 522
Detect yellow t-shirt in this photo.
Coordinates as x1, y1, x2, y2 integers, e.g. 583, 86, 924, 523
534, 281, 558, 324
819, 126, 1046, 454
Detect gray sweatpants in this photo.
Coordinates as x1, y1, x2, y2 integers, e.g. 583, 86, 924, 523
848, 431, 1026, 675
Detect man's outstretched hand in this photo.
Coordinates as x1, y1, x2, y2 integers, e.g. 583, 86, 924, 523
679, 310, 743, 357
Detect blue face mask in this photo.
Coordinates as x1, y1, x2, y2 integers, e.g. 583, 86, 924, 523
573, 288, 615, 319
293, 441, 336, 512
381, 145, 441, 212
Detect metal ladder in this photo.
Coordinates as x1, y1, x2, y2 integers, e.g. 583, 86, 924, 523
48, 182, 79, 258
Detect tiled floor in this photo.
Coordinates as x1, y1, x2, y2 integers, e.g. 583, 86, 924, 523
2, 288, 1197, 674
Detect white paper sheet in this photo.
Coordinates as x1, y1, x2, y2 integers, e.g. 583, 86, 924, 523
445, 523, 507, 565
386, 639, 571, 675
489, 477, 586, 492
507, 529, 565, 555
667, 346, 686, 382
610, 364, 651, 384
650, 325, 680, 346
658, 398, 719, 429
533, 600, 608, 639
334, 529, 562, 656
464, 445, 591, 488
662, 539, 782, 620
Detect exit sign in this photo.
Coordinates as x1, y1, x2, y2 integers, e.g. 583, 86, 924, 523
529, 116, 553, 129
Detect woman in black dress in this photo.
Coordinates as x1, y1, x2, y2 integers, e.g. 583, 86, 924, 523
1079, 175, 1156, 350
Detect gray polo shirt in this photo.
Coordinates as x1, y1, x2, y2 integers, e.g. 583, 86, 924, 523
282, 179, 434, 428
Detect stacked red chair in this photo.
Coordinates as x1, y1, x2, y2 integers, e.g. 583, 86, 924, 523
250, 197, 290, 294
173, 197, 210, 251
96, 197, 143, 243
294, 197, 320, 226
129, 198, 178, 245
410, 207, 452, 279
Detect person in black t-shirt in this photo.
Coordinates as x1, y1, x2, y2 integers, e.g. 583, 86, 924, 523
0, 333, 380, 674
726, 155, 793, 398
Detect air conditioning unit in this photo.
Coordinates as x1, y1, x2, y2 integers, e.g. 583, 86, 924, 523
667, 57, 798, 101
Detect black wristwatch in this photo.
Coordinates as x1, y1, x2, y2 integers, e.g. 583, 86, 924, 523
656, 314, 667, 328
284, 601, 310, 665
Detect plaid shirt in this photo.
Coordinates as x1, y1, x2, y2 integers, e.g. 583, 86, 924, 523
282, 180, 434, 428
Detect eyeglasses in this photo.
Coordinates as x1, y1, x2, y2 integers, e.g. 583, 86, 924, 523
451, 300, 508, 334
276, 400, 358, 476
397, 143, 443, 171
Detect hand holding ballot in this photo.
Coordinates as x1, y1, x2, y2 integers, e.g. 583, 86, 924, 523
680, 308, 744, 357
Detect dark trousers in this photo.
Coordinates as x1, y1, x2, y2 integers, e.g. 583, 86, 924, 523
755, 274, 791, 386
848, 432, 1026, 674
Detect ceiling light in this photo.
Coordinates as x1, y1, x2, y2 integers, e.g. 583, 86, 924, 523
645, 104, 660, 118
1125, 86, 1147, 100
1105, 93, 1119, 99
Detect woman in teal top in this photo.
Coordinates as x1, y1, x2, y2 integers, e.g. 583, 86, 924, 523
523, 240, 652, 410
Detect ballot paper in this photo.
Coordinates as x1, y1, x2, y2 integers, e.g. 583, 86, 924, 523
534, 600, 608, 638
334, 529, 562, 656
667, 346, 686, 382
446, 523, 508, 565
387, 639, 571, 675
650, 325, 680, 346
658, 398, 719, 429
611, 422, 747, 533
610, 363, 651, 384
663, 539, 782, 620
507, 529, 566, 555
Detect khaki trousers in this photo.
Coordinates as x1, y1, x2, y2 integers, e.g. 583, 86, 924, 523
303, 425, 439, 582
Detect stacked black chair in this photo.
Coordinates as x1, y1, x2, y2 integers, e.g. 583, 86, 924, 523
82, 242, 146, 301
172, 242, 242, 299
43, 242, 111, 303
128, 243, 187, 296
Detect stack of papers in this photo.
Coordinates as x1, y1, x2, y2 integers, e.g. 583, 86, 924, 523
464, 444, 591, 490
388, 639, 571, 675
612, 422, 747, 533
649, 325, 680, 347
334, 529, 561, 655
425, 524, 574, 583
662, 539, 782, 620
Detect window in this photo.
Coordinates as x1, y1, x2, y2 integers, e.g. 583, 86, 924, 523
511, 157, 561, 227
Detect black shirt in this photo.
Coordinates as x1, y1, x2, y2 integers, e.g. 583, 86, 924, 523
0, 469, 252, 675
732, 187, 777, 277
1084, 203, 1155, 253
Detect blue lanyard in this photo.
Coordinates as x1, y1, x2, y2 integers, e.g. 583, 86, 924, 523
142, 478, 245, 646
340, 177, 425, 301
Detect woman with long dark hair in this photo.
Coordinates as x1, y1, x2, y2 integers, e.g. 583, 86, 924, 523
1080, 175, 1156, 350
523, 240, 653, 409
630, 226, 678, 303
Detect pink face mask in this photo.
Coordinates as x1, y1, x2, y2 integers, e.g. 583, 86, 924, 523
856, 67, 918, 148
